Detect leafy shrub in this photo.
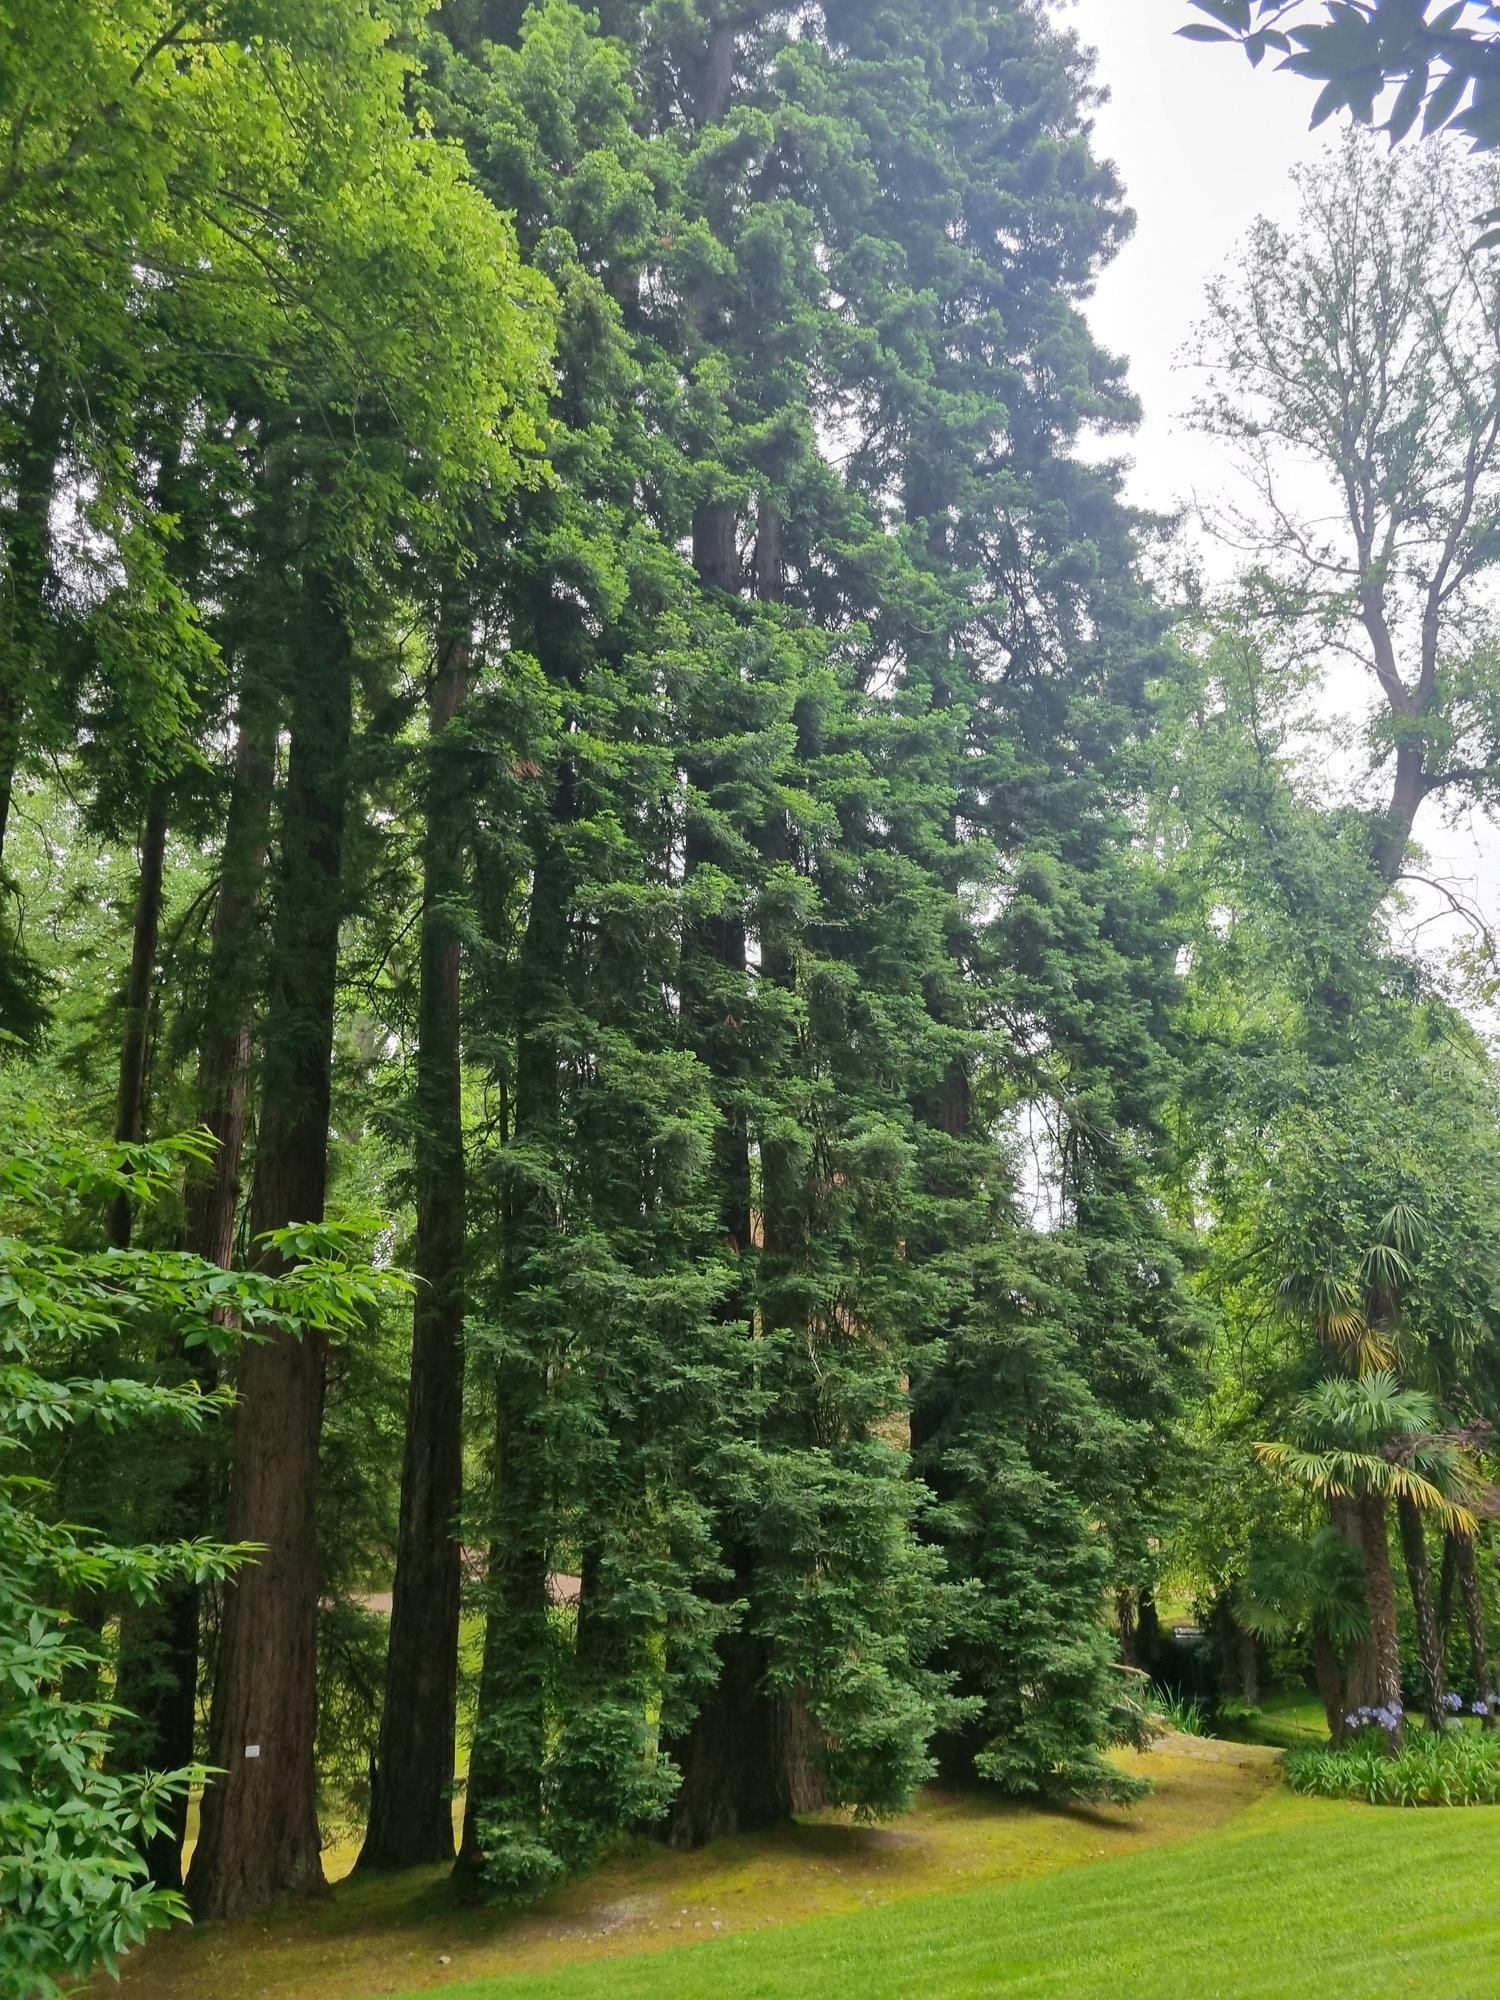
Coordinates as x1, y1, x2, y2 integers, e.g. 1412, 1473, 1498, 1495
0, 1119, 403, 1996
1286, 1728, 1500, 1807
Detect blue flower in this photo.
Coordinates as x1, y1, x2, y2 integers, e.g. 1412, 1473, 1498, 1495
1475, 1701, 1491, 1718
1443, 1691, 1465, 1712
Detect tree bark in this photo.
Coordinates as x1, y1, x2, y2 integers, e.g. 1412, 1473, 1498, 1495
1455, 1532, 1495, 1726
105, 792, 168, 1248
1397, 1493, 1447, 1731
1374, 740, 1427, 887
1358, 1494, 1405, 1733
98, 788, 172, 1881
698, 20, 737, 126
1438, 1532, 1458, 1659
188, 565, 354, 1921
1330, 1494, 1376, 1711
664, 485, 789, 1847
109, 699, 277, 1890
183, 701, 278, 1269
108, 1577, 201, 1891
1234, 1614, 1260, 1709
360, 622, 473, 1872
1312, 1618, 1346, 1745
668, 1619, 791, 1850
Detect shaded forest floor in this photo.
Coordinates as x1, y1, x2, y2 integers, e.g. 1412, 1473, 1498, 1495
117, 1738, 1277, 1999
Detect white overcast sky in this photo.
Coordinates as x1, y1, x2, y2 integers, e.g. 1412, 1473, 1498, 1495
1067, 0, 1325, 515
1063, 0, 1500, 984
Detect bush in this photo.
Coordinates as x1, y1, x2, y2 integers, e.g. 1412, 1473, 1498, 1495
0, 1120, 403, 1996
1286, 1727, 1500, 1807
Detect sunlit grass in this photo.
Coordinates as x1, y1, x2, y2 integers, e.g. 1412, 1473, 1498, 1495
417, 1788, 1500, 2000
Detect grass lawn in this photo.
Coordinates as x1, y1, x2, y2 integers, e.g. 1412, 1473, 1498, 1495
113, 1733, 1500, 2000
418, 1788, 1500, 2000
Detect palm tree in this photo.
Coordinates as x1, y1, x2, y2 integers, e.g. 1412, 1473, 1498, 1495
1239, 1527, 1369, 1744
1256, 1373, 1478, 1734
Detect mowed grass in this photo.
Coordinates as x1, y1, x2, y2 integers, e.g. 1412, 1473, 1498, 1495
115, 1732, 1500, 2000
399, 1788, 1500, 2000
115, 1738, 1274, 1999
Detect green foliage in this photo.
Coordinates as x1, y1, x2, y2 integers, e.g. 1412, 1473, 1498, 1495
0, 1117, 408, 1991
1287, 1728, 1500, 1807
1241, 1528, 1370, 1652
1256, 1374, 1478, 1532
1182, 2, 1500, 152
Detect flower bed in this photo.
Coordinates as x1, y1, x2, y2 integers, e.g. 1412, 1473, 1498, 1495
1286, 1721, 1500, 1807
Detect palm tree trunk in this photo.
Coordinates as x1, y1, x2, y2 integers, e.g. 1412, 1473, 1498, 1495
1439, 1534, 1458, 1657
1455, 1533, 1495, 1728
1312, 1615, 1345, 1744
1359, 1494, 1404, 1735
1396, 1493, 1447, 1731
1331, 1495, 1376, 1712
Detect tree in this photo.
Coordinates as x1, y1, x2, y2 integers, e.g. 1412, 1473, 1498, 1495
1240, 1526, 1370, 1740
1151, 612, 1500, 1746
78, 0, 559, 1923
1257, 1372, 1477, 1733
1191, 133, 1500, 889
1181, 1, 1500, 154
358, 599, 475, 1872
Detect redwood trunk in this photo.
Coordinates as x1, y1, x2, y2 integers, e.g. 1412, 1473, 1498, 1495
668, 1614, 790, 1850
183, 701, 278, 1269
188, 566, 354, 1920
110, 699, 276, 1889
106, 792, 168, 1248
750, 502, 827, 1819
108, 1576, 201, 1890
360, 626, 473, 1871
664, 487, 783, 1849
